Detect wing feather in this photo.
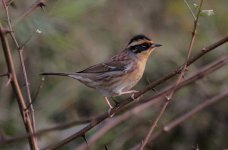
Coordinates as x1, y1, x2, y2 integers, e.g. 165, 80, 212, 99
77, 60, 128, 73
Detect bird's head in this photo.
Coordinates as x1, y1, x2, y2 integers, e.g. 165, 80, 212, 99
127, 34, 162, 60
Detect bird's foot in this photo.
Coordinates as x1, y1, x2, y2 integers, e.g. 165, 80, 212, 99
108, 106, 114, 118
105, 97, 115, 118
130, 90, 140, 101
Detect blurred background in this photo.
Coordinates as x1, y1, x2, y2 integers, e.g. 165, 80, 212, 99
0, 0, 228, 149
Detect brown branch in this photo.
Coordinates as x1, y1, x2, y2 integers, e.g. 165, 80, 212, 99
12, 0, 46, 26
76, 99, 161, 150
139, 1, 204, 148
0, 24, 39, 149
1, 36, 227, 147
166, 0, 204, 99
130, 90, 228, 150
163, 91, 228, 132
43, 54, 228, 150
111, 35, 228, 117
0, 73, 8, 77
31, 77, 45, 103
132, 35, 228, 101
0, 119, 91, 144
2, 0, 37, 135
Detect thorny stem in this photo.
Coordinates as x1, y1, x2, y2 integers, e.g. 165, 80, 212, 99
12, 0, 46, 26
43, 54, 227, 150
130, 89, 228, 150
0, 24, 39, 150
139, 0, 204, 149
0, 35, 227, 150
0, 36, 227, 147
2, 0, 37, 134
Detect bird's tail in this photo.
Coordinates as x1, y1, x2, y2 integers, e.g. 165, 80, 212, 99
40, 72, 70, 76
40, 72, 87, 81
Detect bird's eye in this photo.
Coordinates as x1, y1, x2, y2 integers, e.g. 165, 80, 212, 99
141, 43, 150, 48
129, 43, 151, 53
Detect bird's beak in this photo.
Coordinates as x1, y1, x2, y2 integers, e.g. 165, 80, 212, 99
151, 43, 162, 48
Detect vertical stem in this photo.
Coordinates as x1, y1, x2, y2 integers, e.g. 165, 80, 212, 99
2, 0, 37, 133
0, 24, 39, 150
139, 0, 204, 149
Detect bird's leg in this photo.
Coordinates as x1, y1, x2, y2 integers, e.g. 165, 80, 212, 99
104, 96, 113, 109
104, 96, 114, 117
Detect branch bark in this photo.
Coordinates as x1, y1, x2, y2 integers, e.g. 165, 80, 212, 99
139, 1, 204, 148
0, 24, 39, 150
2, 0, 37, 134
43, 54, 228, 150
130, 90, 228, 150
131, 35, 228, 102
1, 36, 227, 148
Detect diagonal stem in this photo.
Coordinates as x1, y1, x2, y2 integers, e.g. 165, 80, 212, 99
0, 24, 39, 150
139, 0, 204, 149
2, 0, 37, 134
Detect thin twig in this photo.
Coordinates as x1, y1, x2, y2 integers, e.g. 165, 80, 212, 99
0, 119, 91, 144
184, 0, 196, 20
12, 0, 46, 26
110, 36, 228, 117
139, 1, 204, 149
163, 91, 228, 132
133, 35, 228, 100
167, 0, 204, 100
2, 0, 37, 134
130, 90, 228, 150
0, 73, 8, 77
43, 54, 227, 150
76, 100, 161, 150
5, 73, 12, 87
31, 77, 45, 104
1, 54, 227, 148
0, 37, 227, 147
0, 24, 39, 150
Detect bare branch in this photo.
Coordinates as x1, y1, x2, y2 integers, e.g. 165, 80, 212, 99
43, 54, 228, 150
1, 37, 227, 148
5, 73, 12, 86
2, 0, 37, 134
139, 1, 204, 148
163, 91, 228, 132
132, 35, 228, 101
76, 98, 161, 150
130, 90, 228, 150
12, 0, 46, 26
0, 119, 91, 144
0, 73, 8, 77
0, 24, 39, 150
184, 0, 196, 20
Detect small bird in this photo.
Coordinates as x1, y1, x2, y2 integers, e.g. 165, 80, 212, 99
41, 34, 161, 116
